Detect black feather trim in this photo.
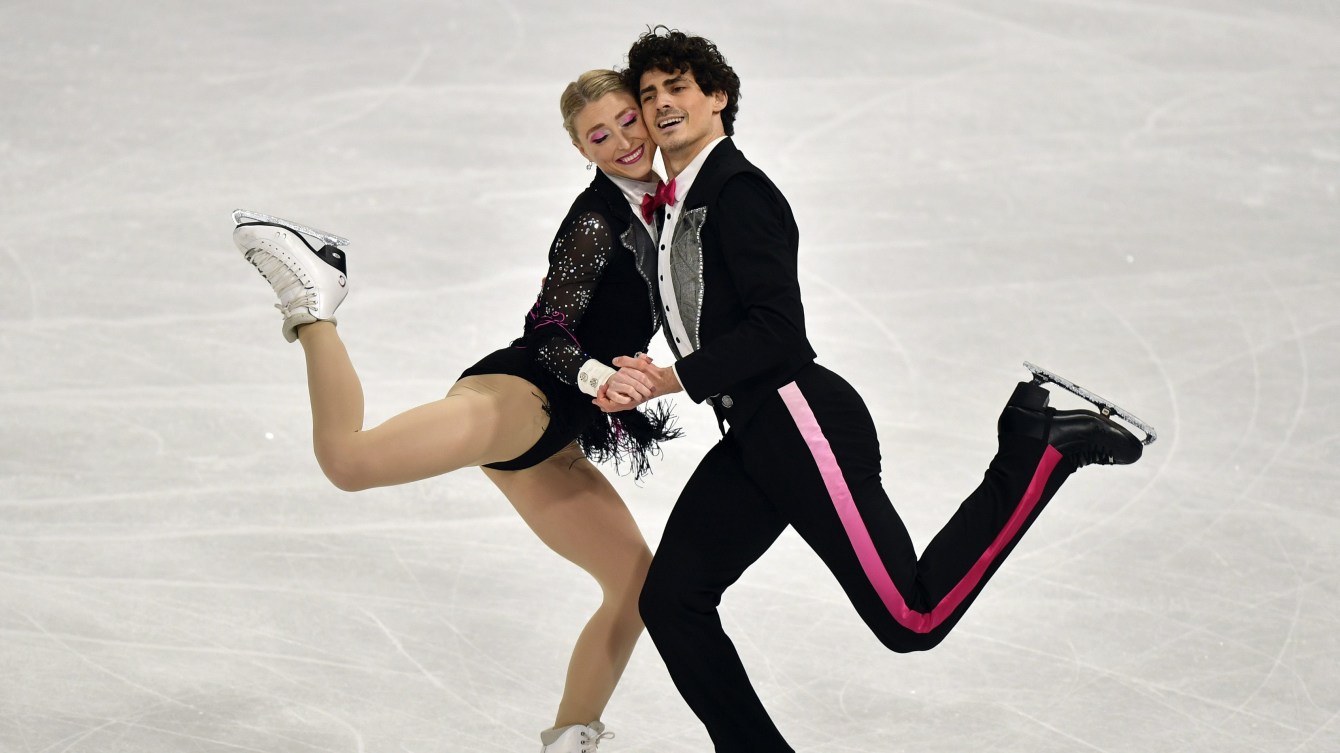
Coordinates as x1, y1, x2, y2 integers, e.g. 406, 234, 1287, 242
578, 400, 683, 481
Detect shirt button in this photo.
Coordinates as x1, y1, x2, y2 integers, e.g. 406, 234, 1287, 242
675, 337, 681, 343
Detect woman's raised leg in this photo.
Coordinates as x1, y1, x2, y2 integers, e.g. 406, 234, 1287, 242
297, 322, 549, 491
236, 219, 550, 492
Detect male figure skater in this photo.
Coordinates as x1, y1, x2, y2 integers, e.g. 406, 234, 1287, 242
610, 26, 1153, 752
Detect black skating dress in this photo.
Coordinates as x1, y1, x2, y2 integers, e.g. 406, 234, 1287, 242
459, 169, 677, 478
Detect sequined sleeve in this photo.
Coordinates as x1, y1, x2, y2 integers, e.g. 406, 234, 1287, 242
528, 211, 614, 386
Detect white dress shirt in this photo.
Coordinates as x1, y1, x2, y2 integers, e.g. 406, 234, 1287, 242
657, 135, 727, 361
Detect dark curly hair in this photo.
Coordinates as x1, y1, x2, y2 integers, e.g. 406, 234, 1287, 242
623, 26, 741, 136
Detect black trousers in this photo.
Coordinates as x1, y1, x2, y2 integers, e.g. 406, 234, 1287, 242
640, 363, 1075, 752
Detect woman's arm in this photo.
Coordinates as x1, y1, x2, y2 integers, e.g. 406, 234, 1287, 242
528, 211, 652, 404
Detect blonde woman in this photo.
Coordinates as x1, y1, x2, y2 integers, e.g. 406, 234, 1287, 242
233, 70, 674, 752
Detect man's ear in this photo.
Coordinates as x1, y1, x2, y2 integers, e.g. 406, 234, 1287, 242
710, 89, 728, 114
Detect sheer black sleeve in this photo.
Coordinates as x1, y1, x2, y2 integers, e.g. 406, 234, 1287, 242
526, 211, 614, 386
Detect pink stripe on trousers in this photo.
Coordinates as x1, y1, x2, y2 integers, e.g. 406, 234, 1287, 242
777, 381, 1063, 634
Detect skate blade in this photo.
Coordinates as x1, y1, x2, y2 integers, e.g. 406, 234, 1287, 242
232, 209, 350, 248
1024, 361, 1158, 446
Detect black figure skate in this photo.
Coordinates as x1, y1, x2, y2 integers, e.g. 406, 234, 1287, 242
1024, 362, 1157, 446
1000, 362, 1156, 468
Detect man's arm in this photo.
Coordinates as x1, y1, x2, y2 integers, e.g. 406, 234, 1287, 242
673, 172, 810, 403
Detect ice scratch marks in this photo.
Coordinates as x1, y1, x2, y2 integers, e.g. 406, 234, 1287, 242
44, 716, 124, 753
778, 59, 998, 164
1122, 78, 1237, 153
283, 703, 367, 753
0, 625, 418, 678
1122, 62, 1340, 156
490, 0, 528, 68
1289, 706, 1340, 753
975, 618, 1301, 739
1242, 265, 1311, 501
359, 607, 445, 691
111, 721, 321, 753
1233, 550, 1311, 714
0, 517, 512, 543
227, 43, 433, 160
801, 269, 917, 383
1002, 704, 1110, 752
18, 612, 198, 711
1222, 263, 1317, 716
900, 0, 1161, 71
0, 241, 36, 322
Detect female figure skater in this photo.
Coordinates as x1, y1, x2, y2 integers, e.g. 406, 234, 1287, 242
232, 69, 673, 753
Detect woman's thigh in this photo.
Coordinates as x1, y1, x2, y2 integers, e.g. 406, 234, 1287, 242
333, 374, 550, 488
483, 444, 651, 591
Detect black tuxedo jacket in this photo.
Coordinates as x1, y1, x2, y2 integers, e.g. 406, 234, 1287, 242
665, 138, 817, 429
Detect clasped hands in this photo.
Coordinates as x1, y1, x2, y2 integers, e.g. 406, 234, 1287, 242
593, 354, 682, 412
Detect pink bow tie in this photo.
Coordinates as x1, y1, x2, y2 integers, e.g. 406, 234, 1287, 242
640, 178, 677, 224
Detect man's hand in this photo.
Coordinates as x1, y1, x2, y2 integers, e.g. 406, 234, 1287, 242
613, 355, 683, 398
593, 354, 659, 412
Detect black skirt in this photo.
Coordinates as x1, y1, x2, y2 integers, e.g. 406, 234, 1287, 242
459, 346, 679, 479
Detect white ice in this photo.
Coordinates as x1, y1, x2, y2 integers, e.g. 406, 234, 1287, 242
2, 1, 1338, 751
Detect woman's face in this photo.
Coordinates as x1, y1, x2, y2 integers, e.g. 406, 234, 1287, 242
572, 91, 655, 181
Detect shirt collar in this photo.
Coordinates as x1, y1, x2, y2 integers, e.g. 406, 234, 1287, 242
666, 135, 728, 204
604, 171, 663, 213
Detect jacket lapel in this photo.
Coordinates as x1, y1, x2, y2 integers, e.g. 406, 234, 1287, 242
592, 170, 662, 332
668, 207, 707, 352
666, 140, 736, 354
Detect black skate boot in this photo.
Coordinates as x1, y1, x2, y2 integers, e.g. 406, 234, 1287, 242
998, 364, 1153, 468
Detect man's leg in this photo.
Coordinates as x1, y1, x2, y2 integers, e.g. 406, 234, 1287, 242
743, 366, 1134, 651
639, 436, 794, 753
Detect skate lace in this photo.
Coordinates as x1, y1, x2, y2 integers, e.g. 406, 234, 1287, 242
248, 249, 316, 315
581, 728, 614, 752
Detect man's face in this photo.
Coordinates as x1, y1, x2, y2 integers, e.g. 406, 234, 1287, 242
638, 67, 727, 158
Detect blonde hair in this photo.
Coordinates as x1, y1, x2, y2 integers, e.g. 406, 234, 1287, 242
560, 69, 630, 142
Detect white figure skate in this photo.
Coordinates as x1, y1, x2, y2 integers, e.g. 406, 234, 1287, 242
539, 721, 614, 753
1024, 361, 1157, 446
233, 209, 349, 343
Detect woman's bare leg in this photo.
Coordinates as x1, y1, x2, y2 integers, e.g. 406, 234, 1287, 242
297, 322, 548, 490
483, 444, 652, 728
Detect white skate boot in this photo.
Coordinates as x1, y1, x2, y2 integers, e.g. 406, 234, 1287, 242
539, 721, 613, 752
232, 209, 350, 343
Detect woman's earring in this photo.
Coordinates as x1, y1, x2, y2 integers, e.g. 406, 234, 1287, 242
586, 162, 594, 171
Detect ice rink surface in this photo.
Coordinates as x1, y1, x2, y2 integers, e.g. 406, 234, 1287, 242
2, 1, 1338, 751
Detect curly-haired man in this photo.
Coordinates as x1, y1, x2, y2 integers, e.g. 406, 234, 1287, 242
610, 26, 1149, 752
